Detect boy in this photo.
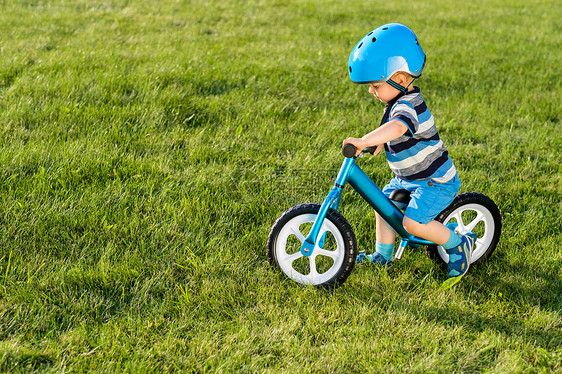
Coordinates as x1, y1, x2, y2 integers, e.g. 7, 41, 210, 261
343, 23, 475, 288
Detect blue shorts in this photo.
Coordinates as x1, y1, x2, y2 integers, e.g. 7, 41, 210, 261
382, 175, 461, 224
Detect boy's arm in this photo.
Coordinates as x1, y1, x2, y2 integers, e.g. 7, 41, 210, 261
343, 120, 408, 155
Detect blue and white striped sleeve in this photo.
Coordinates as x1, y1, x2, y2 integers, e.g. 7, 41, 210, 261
389, 101, 418, 137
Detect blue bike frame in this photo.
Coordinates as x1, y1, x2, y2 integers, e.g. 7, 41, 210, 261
300, 155, 435, 259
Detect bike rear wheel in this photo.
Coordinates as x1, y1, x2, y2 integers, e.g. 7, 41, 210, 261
267, 203, 357, 288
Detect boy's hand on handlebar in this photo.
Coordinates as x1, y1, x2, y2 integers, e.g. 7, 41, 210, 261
342, 138, 365, 156
342, 138, 384, 157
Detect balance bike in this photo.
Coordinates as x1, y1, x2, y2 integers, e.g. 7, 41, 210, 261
267, 144, 501, 288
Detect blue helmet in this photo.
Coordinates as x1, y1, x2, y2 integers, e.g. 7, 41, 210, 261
348, 23, 426, 86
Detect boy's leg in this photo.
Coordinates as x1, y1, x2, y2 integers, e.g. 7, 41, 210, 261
356, 212, 395, 266
376, 212, 396, 246
403, 217, 474, 284
374, 213, 396, 262
402, 217, 451, 245
357, 177, 402, 265
400, 175, 475, 285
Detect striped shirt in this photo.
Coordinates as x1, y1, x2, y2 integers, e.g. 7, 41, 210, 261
382, 87, 457, 183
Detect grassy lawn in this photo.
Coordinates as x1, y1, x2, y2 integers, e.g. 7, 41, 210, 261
0, 0, 561, 372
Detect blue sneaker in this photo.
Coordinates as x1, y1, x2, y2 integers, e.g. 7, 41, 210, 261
442, 233, 476, 289
356, 251, 393, 268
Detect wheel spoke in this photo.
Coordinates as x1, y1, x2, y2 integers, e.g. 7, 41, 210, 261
290, 225, 306, 243
309, 256, 319, 281
314, 248, 339, 260
465, 212, 484, 233
455, 212, 466, 231
447, 212, 463, 231
282, 251, 303, 265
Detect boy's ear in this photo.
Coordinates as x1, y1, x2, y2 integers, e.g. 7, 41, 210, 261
395, 72, 409, 85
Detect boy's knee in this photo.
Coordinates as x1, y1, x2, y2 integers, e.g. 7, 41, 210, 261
403, 216, 423, 235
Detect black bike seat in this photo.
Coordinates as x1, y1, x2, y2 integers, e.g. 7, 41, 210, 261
389, 189, 411, 205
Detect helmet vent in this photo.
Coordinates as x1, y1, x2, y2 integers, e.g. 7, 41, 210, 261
358, 42, 363, 49
415, 39, 419, 45
349, 66, 352, 73
382, 27, 388, 30
372, 37, 377, 43
367, 32, 373, 36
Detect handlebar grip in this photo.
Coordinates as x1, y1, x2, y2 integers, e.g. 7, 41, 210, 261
342, 143, 357, 158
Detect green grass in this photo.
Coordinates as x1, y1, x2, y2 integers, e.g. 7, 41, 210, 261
0, 0, 561, 372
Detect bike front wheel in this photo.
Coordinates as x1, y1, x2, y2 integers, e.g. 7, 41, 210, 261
427, 192, 502, 266
267, 203, 357, 288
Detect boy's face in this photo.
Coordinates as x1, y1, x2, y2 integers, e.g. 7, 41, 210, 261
368, 82, 400, 103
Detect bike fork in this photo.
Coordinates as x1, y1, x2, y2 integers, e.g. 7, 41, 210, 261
299, 158, 354, 257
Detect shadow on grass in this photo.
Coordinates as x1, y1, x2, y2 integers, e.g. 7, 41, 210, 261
472, 249, 562, 313
350, 255, 562, 349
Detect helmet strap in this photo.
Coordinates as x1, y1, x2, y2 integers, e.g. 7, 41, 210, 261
387, 79, 408, 93
387, 76, 417, 93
